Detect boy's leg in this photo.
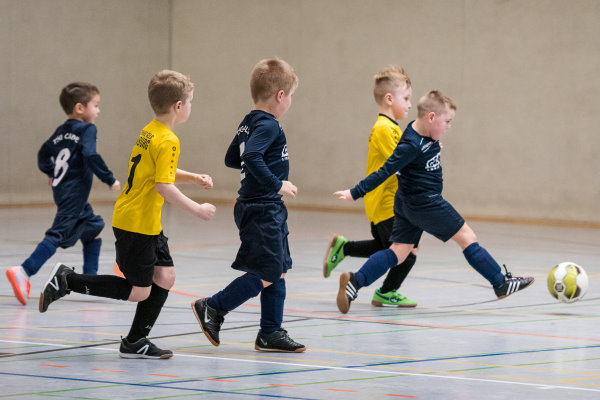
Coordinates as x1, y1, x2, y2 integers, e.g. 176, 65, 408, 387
8, 238, 57, 304
82, 237, 102, 275
255, 278, 305, 353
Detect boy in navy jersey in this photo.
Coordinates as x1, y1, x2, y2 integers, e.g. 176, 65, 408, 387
6, 82, 120, 305
192, 58, 305, 353
333, 91, 534, 313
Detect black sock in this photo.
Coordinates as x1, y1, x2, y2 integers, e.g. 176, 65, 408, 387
66, 273, 132, 300
127, 283, 169, 342
380, 253, 417, 293
344, 239, 383, 258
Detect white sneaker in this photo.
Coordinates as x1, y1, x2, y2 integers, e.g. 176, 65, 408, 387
6, 266, 30, 305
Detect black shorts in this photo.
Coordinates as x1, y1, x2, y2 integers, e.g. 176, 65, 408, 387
231, 201, 292, 283
113, 227, 174, 287
370, 217, 394, 248
45, 203, 104, 248
390, 194, 464, 245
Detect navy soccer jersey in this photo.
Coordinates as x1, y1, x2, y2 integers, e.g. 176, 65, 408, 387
225, 110, 289, 202
351, 121, 442, 200
38, 119, 115, 214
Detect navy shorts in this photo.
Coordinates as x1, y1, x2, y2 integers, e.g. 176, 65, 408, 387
45, 203, 104, 248
113, 227, 174, 287
231, 201, 292, 283
389, 194, 464, 245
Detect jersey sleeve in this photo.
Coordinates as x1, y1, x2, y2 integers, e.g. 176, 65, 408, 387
351, 141, 418, 200
37, 141, 54, 177
241, 121, 282, 192
155, 136, 180, 184
81, 124, 116, 185
371, 125, 400, 159
224, 134, 242, 169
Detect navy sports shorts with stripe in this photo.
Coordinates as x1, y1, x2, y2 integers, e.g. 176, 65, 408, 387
231, 201, 292, 283
44, 203, 104, 248
390, 193, 465, 246
113, 227, 174, 287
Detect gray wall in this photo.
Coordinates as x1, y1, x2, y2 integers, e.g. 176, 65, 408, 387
2, 0, 599, 224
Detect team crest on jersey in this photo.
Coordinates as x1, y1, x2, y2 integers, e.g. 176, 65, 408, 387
281, 145, 289, 161
425, 153, 441, 171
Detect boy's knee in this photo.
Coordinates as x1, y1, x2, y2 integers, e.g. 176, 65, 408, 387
452, 223, 478, 249
389, 243, 413, 263
153, 266, 175, 289
128, 286, 151, 302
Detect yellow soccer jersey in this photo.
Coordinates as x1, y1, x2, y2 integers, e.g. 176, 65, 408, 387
112, 119, 180, 235
364, 114, 403, 224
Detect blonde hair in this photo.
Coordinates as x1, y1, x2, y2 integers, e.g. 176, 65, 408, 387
417, 90, 457, 118
373, 65, 411, 104
250, 58, 298, 103
148, 70, 194, 115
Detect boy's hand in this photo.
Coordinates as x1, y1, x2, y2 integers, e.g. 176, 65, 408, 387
194, 202, 216, 221
278, 180, 298, 199
48, 177, 53, 187
333, 189, 353, 202
195, 174, 213, 190
110, 180, 122, 192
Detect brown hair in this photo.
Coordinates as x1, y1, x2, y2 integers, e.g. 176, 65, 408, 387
250, 58, 298, 103
373, 65, 411, 104
417, 90, 457, 118
148, 70, 194, 115
59, 82, 99, 114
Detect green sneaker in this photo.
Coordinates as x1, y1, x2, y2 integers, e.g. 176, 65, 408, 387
371, 289, 417, 308
323, 234, 348, 278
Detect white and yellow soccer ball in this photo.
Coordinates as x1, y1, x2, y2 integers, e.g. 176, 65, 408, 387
547, 262, 589, 303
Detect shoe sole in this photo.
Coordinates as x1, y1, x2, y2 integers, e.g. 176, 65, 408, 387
190, 300, 220, 347
496, 277, 535, 299
254, 344, 306, 353
39, 262, 64, 313
6, 269, 28, 305
323, 234, 339, 278
336, 272, 351, 313
371, 300, 417, 308
119, 351, 173, 359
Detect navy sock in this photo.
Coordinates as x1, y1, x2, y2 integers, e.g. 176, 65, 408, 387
127, 283, 169, 342
260, 279, 286, 334
66, 273, 132, 300
82, 238, 102, 275
463, 242, 505, 287
380, 253, 417, 293
355, 249, 398, 288
208, 273, 264, 312
22, 239, 56, 276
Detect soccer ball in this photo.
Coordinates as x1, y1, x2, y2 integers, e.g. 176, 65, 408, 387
547, 262, 589, 303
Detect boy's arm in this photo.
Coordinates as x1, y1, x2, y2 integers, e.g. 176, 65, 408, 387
155, 182, 215, 220
241, 123, 282, 193
175, 168, 213, 189
224, 134, 242, 169
81, 125, 118, 188
37, 141, 55, 177
339, 141, 417, 201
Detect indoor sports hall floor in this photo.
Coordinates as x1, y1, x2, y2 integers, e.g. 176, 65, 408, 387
1, 204, 599, 399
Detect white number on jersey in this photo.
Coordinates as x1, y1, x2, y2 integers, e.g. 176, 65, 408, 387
52, 148, 71, 187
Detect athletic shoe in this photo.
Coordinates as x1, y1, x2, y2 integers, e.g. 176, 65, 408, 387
323, 234, 348, 278
191, 298, 225, 346
6, 266, 30, 305
337, 271, 359, 314
494, 265, 535, 299
255, 329, 306, 353
119, 337, 173, 359
371, 289, 417, 307
39, 263, 73, 313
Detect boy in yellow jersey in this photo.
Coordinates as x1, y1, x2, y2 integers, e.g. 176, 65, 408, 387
39, 70, 216, 359
323, 66, 418, 307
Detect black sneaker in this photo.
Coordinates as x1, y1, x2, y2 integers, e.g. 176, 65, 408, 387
255, 329, 306, 353
494, 265, 535, 299
39, 263, 74, 313
119, 337, 173, 359
191, 298, 226, 346
337, 272, 359, 314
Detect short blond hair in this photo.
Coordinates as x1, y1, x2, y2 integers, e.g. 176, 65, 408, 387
148, 70, 194, 115
250, 58, 298, 103
417, 90, 457, 118
373, 65, 411, 104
